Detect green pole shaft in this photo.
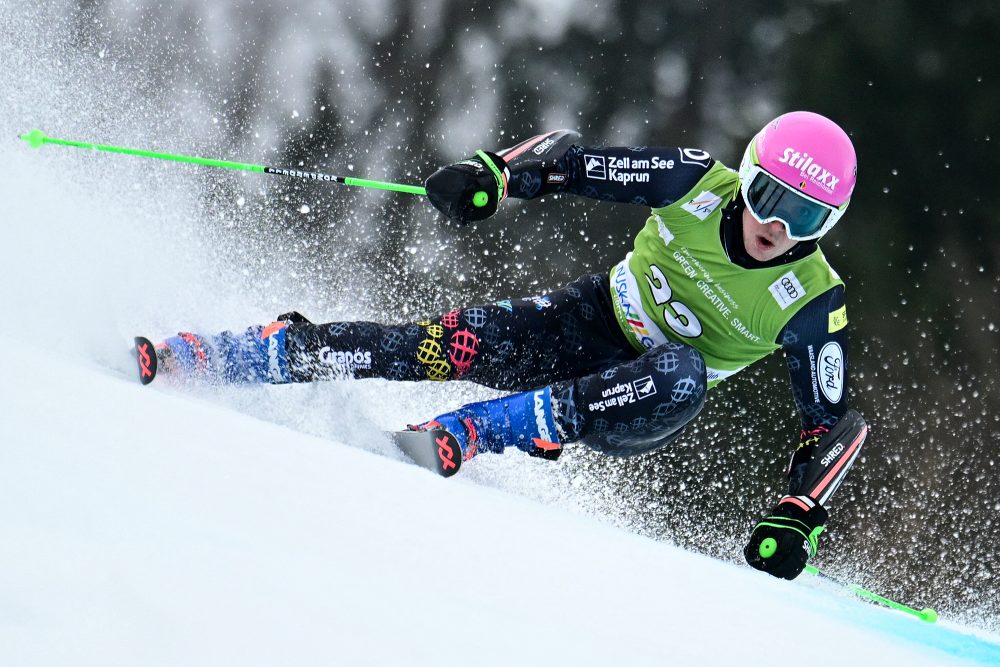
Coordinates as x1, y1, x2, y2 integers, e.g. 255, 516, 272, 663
343, 176, 426, 196
804, 565, 938, 623
19, 129, 427, 197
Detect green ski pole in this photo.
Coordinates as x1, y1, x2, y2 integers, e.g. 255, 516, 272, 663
804, 565, 938, 623
19, 128, 427, 197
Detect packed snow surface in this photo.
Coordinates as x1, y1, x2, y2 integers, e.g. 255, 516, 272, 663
1, 340, 999, 666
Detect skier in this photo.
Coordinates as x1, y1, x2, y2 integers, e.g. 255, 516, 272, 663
148, 111, 868, 581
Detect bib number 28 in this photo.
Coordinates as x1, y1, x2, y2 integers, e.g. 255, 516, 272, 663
646, 264, 703, 338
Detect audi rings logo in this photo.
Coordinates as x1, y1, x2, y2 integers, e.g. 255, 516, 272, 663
781, 277, 799, 299
769, 271, 806, 310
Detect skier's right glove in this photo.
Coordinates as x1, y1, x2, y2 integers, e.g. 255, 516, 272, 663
744, 495, 828, 580
424, 150, 509, 224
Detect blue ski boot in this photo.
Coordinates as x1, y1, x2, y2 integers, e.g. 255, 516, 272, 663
156, 321, 291, 384
413, 387, 563, 462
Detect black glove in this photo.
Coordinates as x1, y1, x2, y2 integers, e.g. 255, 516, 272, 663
744, 495, 828, 580
424, 150, 509, 224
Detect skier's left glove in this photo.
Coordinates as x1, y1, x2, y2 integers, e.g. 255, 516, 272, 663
744, 495, 828, 580
424, 150, 509, 224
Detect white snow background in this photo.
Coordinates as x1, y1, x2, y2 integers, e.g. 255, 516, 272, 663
2, 3, 999, 666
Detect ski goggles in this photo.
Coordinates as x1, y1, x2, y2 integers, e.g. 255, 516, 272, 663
739, 163, 845, 241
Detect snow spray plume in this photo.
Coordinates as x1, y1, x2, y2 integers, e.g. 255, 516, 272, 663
21, 128, 432, 198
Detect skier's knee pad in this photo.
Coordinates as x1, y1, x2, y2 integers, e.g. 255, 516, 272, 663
571, 342, 707, 457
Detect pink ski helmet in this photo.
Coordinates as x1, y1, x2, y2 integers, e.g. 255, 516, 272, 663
738, 111, 857, 240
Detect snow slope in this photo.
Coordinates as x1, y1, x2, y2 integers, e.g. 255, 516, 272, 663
2, 341, 999, 666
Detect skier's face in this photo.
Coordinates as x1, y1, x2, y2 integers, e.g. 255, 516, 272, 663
741, 206, 798, 261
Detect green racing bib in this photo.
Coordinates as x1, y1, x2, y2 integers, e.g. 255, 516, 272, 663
609, 161, 844, 388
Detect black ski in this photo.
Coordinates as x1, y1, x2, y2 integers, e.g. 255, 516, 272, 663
134, 336, 158, 385
390, 429, 463, 477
